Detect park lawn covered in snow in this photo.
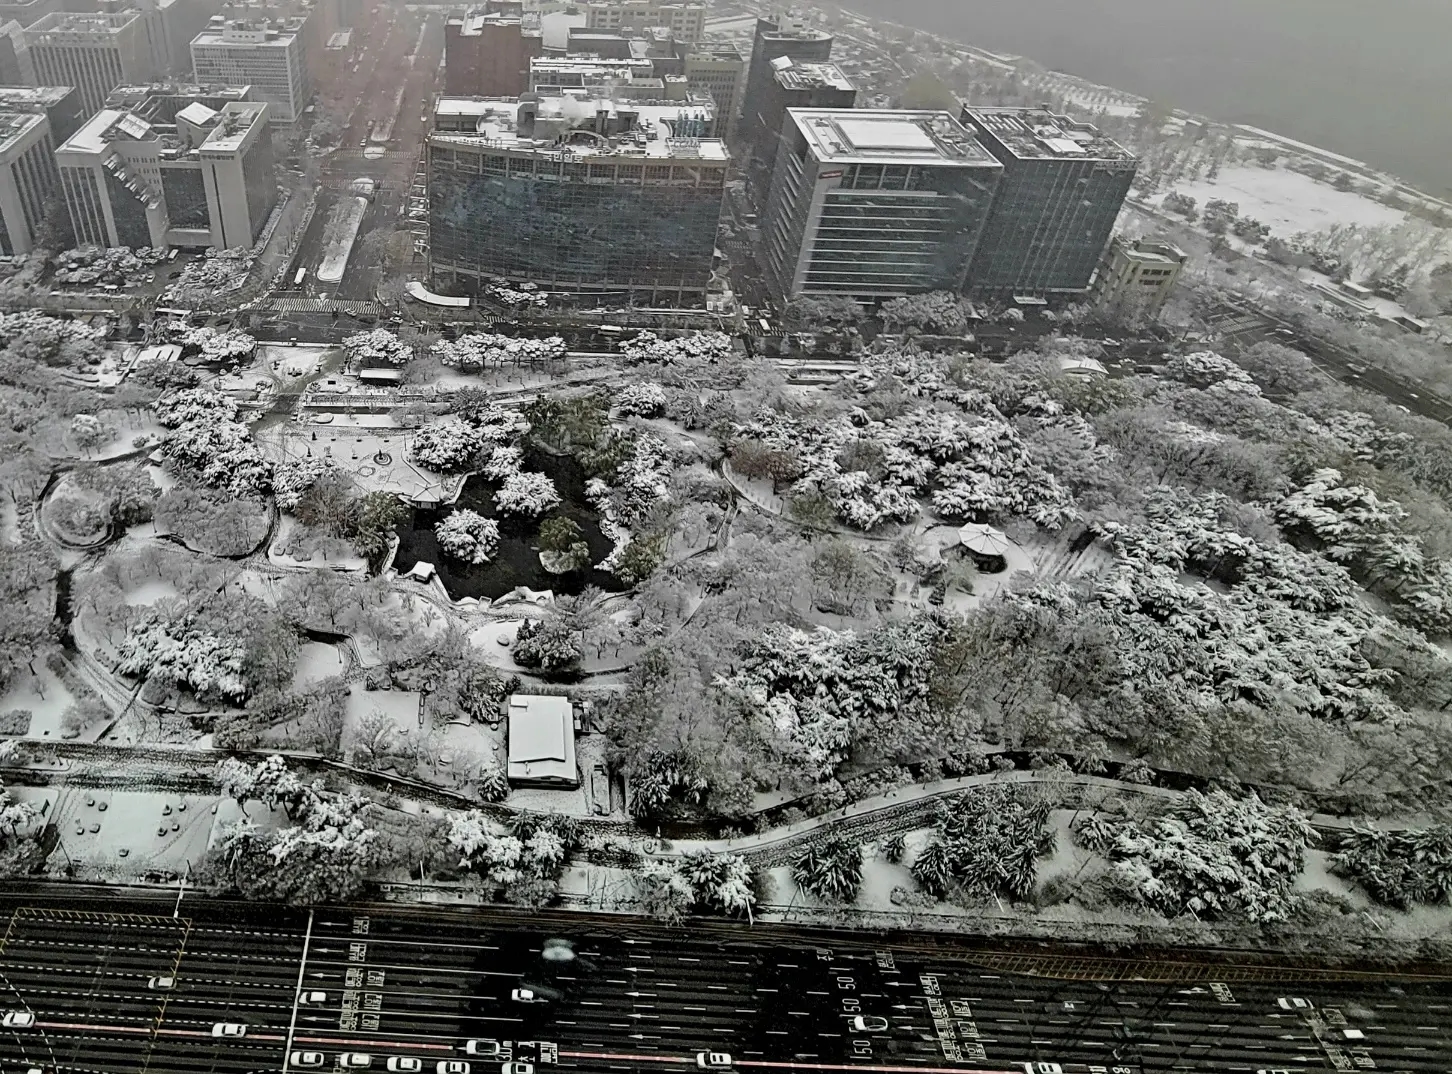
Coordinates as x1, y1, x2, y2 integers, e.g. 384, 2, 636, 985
292, 641, 347, 690
0, 664, 77, 739
33, 788, 233, 874
1161, 165, 1417, 240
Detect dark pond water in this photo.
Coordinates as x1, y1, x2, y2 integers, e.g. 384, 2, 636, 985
393, 446, 625, 602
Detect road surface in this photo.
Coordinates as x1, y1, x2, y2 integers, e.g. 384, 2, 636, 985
0, 894, 1446, 1074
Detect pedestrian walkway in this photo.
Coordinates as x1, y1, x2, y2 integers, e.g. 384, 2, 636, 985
265, 297, 386, 317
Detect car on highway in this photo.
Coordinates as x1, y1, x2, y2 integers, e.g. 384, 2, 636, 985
211, 1022, 247, 1037
501, 1064, 533, 1074
696, 1053, 732, 1069
147, 976, 174, 990
1019, 1065, 1062, 1074
1277, 997, 1311, 1010
290, 1052, 325, 1068
1256, 1069, 1294, 1074
1, 1011, 34, 1028
387, 1060, 422, 1073
299, 991, 328, 1004
340, 1054, 373, 1068
465, 1042, 501, 1058
437, 1063, 470, 1074
850, 1016, 889, 1033
511, 988, 547, 1003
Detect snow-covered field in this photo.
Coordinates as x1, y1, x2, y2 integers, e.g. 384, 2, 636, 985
1163, 165, 1408, 238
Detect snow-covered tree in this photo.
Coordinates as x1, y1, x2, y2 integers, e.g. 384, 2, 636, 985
116, 612, 249, 700
792, 835, 863, 903
480, 444, 524, 481
273, 456, 338, 512
1330, 824, 1452, 908
409, 417, 487, 473
494, 471, 560, 516
621, 331, 734, 365
909, 785, 1052, 900
433, 334, 564, 370
153, 387, 238, 429
1163, 350, 1261, 395
616, 382, 667, 418
511, 616, 581, 671
343, 328, 412, 367
1078, 790, 1315, 923
879, 291, 970, 335
0, 310, 105, 368
434, 508, 500, 565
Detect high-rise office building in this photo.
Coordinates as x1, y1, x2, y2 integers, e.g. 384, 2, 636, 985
960, 105, 1138, 298
0, 111, 58, 256
581, 0, 704, 43
444, 8, 543, 97
750, 57, 852, 169
56, 87, 273, 249
740, 16, 830, 154
0, 85, 84, 146
761, 108, 1002, 302
680, 44, 744, 142
427, 92, 728, 304
0, 0, 56, 38
24, 12, 158, 115
190, 16, 310, 122
0, 19, 34, 85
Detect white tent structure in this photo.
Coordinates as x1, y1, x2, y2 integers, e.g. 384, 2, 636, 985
507, 694, 579, 787
957, 523, 1011, 557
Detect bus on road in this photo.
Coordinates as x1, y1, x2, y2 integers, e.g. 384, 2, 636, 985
294, 267, 307, 288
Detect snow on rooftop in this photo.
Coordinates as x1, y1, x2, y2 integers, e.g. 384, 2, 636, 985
790, 108, 998, 167
176, 101, 216, 126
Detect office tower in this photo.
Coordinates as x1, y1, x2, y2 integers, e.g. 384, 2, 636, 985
1094, 235, 1186, 318
0, 111, 58, 255
190, 16, 310, 122
56, 87, 273, 249
0, 0, 56, 38
444, 8, 542, 97
427, 92, 728, 304
680, 44, 743, 141
960, 105, 1138, 298
750, 57, 852, 168
24, 12, 158, 115
761, 108, 1003, 302
0, 85, 84, 145
740, 16, 830, 153
581, 0, 704, 44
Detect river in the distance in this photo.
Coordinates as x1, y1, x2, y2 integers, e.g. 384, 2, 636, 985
847, 0, 1452, 196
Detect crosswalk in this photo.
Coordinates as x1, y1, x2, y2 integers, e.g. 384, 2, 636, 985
265, 297, 387, 317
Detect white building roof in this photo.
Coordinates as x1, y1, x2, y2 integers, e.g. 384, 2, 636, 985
787, 108, 998, 168
176, 101, 216, 126
506, 694, 578, 786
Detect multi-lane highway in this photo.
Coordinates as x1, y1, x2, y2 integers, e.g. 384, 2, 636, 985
0, 893, 1448, 1074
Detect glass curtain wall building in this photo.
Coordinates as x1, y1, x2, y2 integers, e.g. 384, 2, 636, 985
960, 105, 1138, 299
428, 94, 728, 305
761, 108, 1002, 302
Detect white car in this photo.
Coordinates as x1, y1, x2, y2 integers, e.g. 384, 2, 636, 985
147, 976, 175, 990
851, 1016, 889, 1033
1, 1011, 34, 1028
387, 1060, 423, 1073
1342, 1028, 1366, 1040
465, 1043, 501, 1058
299, 991, 328, 1004
1020, 1065, 1062, 1074
340, 1055, 374, 1068
1277, 997, 1311, 1010
437, 1063, 470, 1074
696, 1054, 732, 1069
212, 1022, 247, 1037
290, 1053, 325, 1068
1256, 1069, 1294, 1074
511, 988, 545, 1003
501, 1065, 533, 1074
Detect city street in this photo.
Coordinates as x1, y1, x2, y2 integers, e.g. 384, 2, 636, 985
0, 893, 1447, 1074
